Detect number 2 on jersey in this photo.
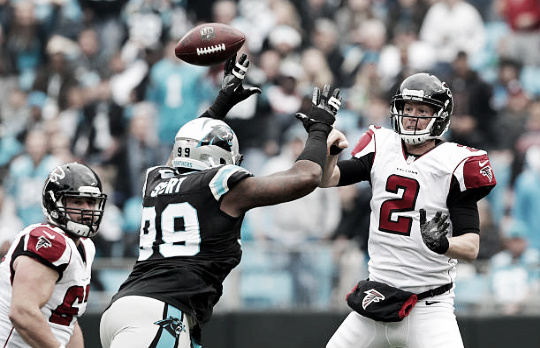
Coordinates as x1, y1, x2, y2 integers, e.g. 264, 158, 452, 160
379, 175, 419, 236
139, 202, 201, 260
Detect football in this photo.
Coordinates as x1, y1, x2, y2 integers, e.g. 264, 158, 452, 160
175, 23, 246, 66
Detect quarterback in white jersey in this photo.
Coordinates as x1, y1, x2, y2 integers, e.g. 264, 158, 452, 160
0, 162, 106, 348
321, 73, 496, 348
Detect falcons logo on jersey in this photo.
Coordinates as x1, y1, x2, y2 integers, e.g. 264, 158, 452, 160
480, 164, 494, 182
362, 289, 385, 309
36, 236, 53, 251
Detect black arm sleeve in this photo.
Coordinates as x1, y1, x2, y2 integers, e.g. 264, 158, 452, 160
336, 154, 373, 187
447, 177, 481, 236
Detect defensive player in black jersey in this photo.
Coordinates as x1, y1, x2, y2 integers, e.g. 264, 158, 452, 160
100, 54, 343, 348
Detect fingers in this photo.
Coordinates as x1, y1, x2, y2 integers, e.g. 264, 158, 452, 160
327, 88, 342, 113
237, 53, 247, 65
312, 86, 321, 105
246, 86, 262, 95
321, 84, 331, 99
438, 213, 448, 226
232, 54, 249, 80
225, 53, 237, 74
419, 209, 426, 226
295, 112, 308, 122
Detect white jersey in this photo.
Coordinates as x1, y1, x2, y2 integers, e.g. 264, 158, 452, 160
0, 223, 95, 348
350, 126, 495, 293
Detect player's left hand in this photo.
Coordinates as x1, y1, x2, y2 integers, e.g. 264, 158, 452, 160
419, 209, 450, 254
207, 53, 261, 120
295, 84, 342, 135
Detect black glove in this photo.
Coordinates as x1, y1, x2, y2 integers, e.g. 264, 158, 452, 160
419, 209, 450, 254
205, 53, 261, 120
295, 84, 342, 135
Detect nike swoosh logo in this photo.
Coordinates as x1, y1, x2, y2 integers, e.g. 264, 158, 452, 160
43, 231, 56, 239
425, 301, 440, 305
479, 160, 488, 167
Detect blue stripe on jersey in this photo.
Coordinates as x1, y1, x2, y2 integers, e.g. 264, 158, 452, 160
209, 165, 248, 201
153, 305, 184, 348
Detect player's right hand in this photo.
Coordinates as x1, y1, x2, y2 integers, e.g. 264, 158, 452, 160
220, 53, 261, 99
328, 129, 349, 155
295, 84, 342, 134
207, 53, 261, 120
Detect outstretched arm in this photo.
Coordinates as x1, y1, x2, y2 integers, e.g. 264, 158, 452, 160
199, 53, 261, 120
320, 128, 348, 188
221, 84, 343, 217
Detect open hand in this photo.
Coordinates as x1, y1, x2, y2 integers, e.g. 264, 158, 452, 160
419, 209, 450, 254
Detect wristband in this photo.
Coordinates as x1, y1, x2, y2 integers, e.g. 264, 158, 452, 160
296, 129, 328, 169
58, 345, 66, 348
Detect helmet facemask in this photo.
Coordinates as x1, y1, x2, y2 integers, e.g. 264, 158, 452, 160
55, 190, 106, 238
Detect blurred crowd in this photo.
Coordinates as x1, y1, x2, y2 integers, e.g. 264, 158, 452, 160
0, 0, 540, 313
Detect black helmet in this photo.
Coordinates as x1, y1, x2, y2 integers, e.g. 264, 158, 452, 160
42, 162, 107, 238
390, 73, 454, 145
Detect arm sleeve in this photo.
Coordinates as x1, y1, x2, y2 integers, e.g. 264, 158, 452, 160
447, 177, 481, 236
336, 154, 373, 187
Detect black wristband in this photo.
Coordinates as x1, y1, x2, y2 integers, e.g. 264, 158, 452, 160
207, 91, 233, 120
433, 237, 450, 254
307, 122, 332, 136
296, 129, 328, 169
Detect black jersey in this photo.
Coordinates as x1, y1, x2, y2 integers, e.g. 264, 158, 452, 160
111, 164, 252, 326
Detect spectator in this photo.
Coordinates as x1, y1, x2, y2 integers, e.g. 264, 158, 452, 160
73, 27, 110, 87
492, 81, 530, 151
386, 0, 429, 42
4, 129, 62, 226
78, 0, 128, 60
419, 0, 486, 79
494, 0, 540, 66
109, 102, 161, 208
447, 51, 496, 150
260, 60, 304, 144
491, 57, 522, 112
309, 18, 347, 87
490, 218, 540, 314
378, 24, 437, 91
31, 35, 79, 117
0, 185, 23, 259
72, 80, 124, 164
511, 145, 540, 252
2, 0, 60, 90
145, 39, 213, 162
